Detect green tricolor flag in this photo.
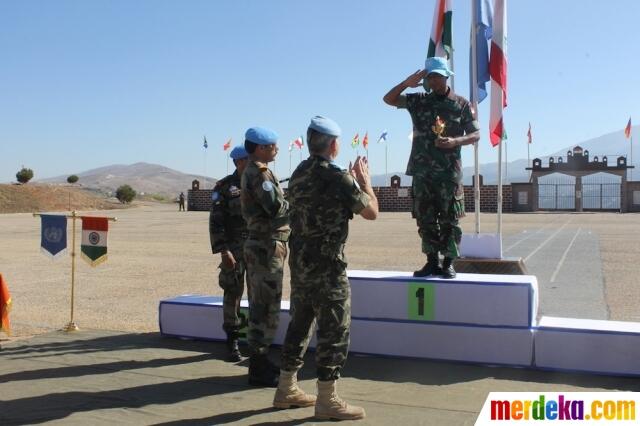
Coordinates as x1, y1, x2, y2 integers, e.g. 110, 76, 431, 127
427, 0, 453, 59
81, 217, 109, 267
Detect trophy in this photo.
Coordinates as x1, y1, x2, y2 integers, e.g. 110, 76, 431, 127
432, 115, 446, 138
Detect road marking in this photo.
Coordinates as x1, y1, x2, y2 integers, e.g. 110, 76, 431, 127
549, 227, 581, 283
523, 217, 572, 263
504, 216, 565, 252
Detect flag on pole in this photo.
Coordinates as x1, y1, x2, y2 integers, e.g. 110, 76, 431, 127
288, 141, 294, 152
352, 133, 360, 148
377, 131, 388, 143
362, 132, 369, 149
527, 122, 532, 144
203, 136, 208, 149
470, 0, 493, 104
223, 138, 232, 151
427, 0, 453, 59
489, 0, 507, 147
40, 215, 67, 259
81, 217, 109, 267
294, 135, 304, 149
0, 273, 11, 336
625, 118, 632, 139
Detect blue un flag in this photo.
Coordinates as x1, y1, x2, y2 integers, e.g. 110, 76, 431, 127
41, 215, 67, 259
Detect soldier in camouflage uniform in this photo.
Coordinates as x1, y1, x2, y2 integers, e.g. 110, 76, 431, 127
273, 116, 378, 421
384, 57, 480, 279
240, 126, 290, 387
209, 146, 249, 362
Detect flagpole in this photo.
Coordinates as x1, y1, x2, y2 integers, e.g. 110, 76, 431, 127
470, 0, 481, 234
226, 156, 229, 176
505, 139, 508, 182
385, 142, 389, 186
289, 149, 292, 175
497, 140, 503, 250
33, 211, 117, 332
631, 135, 634, 181
527, 140, 531, 180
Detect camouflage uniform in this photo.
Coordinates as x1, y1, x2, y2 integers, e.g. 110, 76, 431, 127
209, 170, 247, 337
398, 90, 479, 258
280, 156, 370, 381
241, 160, 290, 355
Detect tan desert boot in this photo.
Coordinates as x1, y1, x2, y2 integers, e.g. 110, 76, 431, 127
314, 379, 366, 421
273, 370, 316, 409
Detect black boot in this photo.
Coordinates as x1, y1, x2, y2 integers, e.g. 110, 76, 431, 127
226, 335, 242, 362
441, 257, 456, 279
248, 354, 279, 387
413, 253, 441, 277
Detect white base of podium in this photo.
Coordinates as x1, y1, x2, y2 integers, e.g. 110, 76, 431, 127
159, 295, 534, 368
534, 316, 640, 377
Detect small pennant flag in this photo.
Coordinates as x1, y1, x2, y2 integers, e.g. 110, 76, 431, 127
362, 132, 369, 149
203, 136, 208, 149
352, 133, 360, 148
625, 118, 632, 139
0, 273, 11, 336
527, 122, 532, 144
40, 215, 67, 259
223, 138, 232, 151
81, 217, 109, 267
377, 131, 388, 144
294, 136, 304, 149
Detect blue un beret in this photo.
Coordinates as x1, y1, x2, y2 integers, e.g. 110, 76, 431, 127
230, 146, 248, 160
425, 56, 454, 77
245, 127, 279, 145
308, 115, 341, 137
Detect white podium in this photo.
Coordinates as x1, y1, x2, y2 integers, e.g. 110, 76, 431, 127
534, 316, 640, 377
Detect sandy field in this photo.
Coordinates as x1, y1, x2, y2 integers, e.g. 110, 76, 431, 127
2, 202, 640, 340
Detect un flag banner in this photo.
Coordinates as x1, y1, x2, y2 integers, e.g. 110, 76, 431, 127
40, 215, 67, 259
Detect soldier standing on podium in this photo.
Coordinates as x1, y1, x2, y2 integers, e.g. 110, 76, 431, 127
383, 56, 480, 279
273, 116, 378, 421
209, 146, 250, 362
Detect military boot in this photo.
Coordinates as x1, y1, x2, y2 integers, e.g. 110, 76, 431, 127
226, 334, 242, 362
273, 370, 317, 409
248, 354, 279, 387
413, 253, 441, 277
314, 379, 366, 421
441, 257, 456, 279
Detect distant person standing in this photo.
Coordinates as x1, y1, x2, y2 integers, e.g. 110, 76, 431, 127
274, 116, 378, 420
209, 146, 250, 362
383, 57, 480, 278
178, 192, 186, 211
241, 127, 290, 387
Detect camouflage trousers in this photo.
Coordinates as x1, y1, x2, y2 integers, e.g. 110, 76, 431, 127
280, 246, 351, 381
412, 175, 464, 258
244, 238, 287, 355
217, 244, 247, 336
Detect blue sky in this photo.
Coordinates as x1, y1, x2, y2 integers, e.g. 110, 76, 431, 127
1, 0, 639, 183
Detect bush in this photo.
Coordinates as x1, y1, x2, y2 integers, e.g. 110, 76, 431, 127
16, 167, 34, 184
67, 175, 79, 184
115, 184, 136, 204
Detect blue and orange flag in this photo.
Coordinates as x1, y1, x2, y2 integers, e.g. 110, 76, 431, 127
0, 273, 11, 336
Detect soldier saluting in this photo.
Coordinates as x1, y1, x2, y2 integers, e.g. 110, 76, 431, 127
241, 127, 290, 387
383, 57, 480, 279
209, 146, 250, 362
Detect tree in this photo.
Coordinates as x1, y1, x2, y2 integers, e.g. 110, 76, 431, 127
115, 184, 136, 204
16, 167, 34, 184
67, 175, 79, 184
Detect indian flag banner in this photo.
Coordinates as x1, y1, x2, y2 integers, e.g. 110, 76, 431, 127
81, 217, 109, 267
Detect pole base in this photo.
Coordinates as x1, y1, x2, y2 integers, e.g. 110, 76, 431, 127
63, 322, 79, 332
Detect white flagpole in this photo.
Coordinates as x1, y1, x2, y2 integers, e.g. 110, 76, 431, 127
385, 142, 388, 185
497, 138, 503, 243
505, 138, 508, 182
631, 134, 634, 181
289, 148, 292, 175
527, 139, 531, 179
470, 0, 481, 234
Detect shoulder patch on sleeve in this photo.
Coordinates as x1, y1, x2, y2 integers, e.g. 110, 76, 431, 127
212, 191, 220, 201
262, 181, 274, 192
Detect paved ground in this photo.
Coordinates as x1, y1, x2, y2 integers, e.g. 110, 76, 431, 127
2, 330, 639, 426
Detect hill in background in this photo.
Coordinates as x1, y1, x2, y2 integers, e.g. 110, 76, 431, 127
39, 162, 217, 199
371, 125, 638, 186
0, 184, 126, 214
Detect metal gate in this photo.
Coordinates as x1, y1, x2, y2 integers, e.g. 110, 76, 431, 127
582, 173, 621, 210
538, 174, 575, 210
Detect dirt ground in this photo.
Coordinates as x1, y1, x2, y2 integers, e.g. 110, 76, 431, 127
1, 202, 640, 340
